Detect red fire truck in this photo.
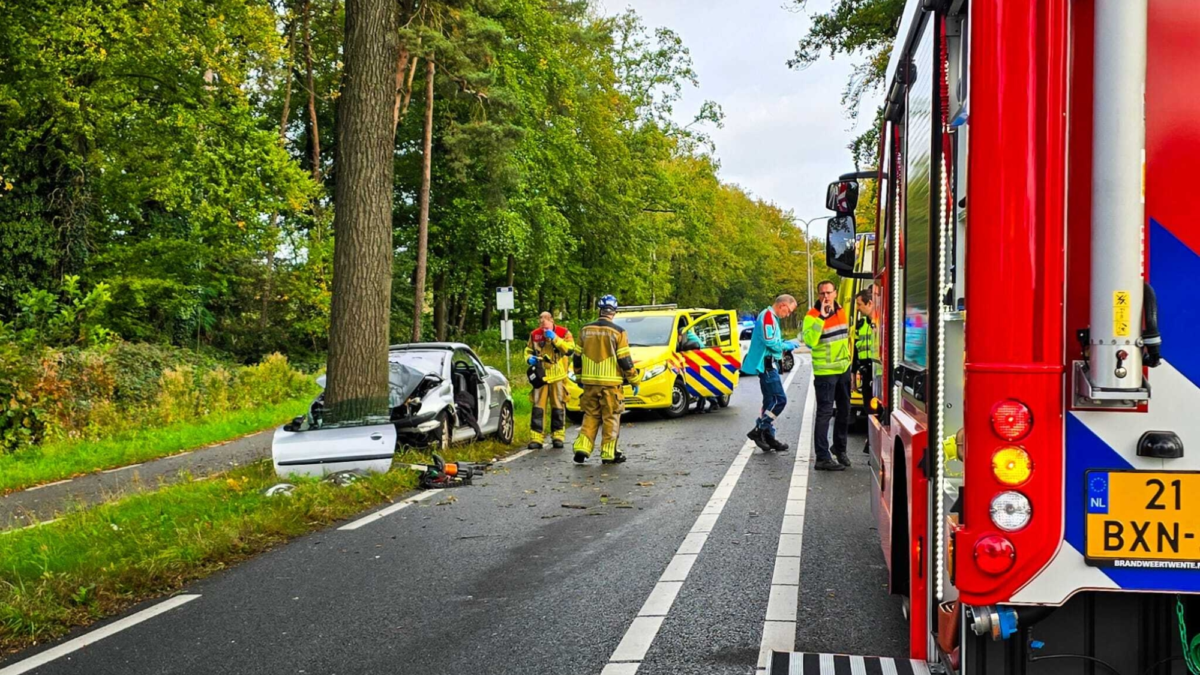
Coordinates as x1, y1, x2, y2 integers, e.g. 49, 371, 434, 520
779, 0, 1200, 672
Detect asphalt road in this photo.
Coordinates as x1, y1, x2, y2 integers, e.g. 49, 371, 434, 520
0, 362, 907, 675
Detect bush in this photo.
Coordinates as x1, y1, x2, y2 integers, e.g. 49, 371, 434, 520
0, 342, 316, 453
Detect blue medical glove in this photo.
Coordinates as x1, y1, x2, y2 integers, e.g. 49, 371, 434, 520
527, 356, 538, 366
783, 339, 799, 352
543, 329, 556, 341
631, 385, 640, 396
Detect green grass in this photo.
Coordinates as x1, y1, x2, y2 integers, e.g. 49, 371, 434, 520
0, 381, 539, 654
0, 398, 313, 495
0, 438, 520, 654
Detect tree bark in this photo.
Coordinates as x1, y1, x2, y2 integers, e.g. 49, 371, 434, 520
505, 254, 515, 286
303, 0, 322, 183
479, 254, 493, 330
456, 295, 468, 334
324, 0, 398, 419
410, 56, 435, 342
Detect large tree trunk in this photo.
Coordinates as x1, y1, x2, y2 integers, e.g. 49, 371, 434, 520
410, 56, 435, 342
303, 0, 322, 183
324, 0, 398, 419
505, 254, 515, 286
456, 295, 468, 334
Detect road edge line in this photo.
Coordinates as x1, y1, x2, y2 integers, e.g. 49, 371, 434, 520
0, 595, 201, 675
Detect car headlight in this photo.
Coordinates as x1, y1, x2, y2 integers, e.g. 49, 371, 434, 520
642, 364, 667, 381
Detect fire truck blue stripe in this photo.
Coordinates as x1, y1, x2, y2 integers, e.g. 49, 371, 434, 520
1149, 219, 1200, 391
1066, 414, 1200, 592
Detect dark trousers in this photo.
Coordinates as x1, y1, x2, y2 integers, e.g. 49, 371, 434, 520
814, 370, 851, 461
857, 363, 873, 451
755, 368, 787, 435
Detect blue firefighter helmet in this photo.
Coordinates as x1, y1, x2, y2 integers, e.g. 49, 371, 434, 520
597, 294, 619, 314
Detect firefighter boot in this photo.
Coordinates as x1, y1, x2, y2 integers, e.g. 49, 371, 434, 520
602, 451, 627, 465
836, 452, 851, 467
764, 429, 790, 453
815, 458, 846, 472
747, 427, 773, 452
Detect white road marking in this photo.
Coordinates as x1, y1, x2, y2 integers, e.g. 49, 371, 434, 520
101, 463, 142, 474
603, 367, 800, 674
496, 447, 536, 464
337, 490, 435, 531
24, 479, 72, 492
0, 595, 200, 675
756, 378, 816, 669
0, 518, 58, 536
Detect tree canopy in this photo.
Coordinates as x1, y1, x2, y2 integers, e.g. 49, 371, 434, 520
0, 0, 827, 362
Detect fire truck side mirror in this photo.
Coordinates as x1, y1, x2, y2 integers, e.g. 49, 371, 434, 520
826, 214, 857, 275
825, 180, 860, 213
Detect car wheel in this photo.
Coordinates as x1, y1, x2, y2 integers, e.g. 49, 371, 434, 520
567, 410, 584, 424
434, 411, 453, 451
497, 402, 515, 445
717, 394, 731, 408
660, 378, 690, 419
781, 351, 795, 373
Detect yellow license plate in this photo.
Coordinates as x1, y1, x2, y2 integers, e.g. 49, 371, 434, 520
1085, 470, 1200, 568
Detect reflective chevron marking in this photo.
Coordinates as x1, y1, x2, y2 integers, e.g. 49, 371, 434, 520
765, 652, 931, 675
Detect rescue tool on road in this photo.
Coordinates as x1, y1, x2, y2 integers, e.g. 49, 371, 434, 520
769, 0, 1200, 673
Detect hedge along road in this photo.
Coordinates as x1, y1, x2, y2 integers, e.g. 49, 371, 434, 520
0, 357, 907, 675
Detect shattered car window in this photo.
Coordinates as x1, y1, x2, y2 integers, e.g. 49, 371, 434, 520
389, 350, 447, 376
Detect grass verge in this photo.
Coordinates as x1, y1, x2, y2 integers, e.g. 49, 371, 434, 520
0, 387, 536, 656
0, 397, 313, 495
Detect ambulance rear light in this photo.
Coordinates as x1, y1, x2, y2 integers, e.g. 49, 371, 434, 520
990, 400, 1033, 441
973, 535, 1016, 575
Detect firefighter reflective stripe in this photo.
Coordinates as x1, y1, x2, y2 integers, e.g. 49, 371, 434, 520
680, 349, 741, 397
580, 355, 623, 385
767, 652, 931, 675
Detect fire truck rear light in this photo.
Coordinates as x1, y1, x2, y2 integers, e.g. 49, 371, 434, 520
990, 491, 1032, 532
991, 447, 1032, 486
991, 400, 1033, 441
974, 535, 1016, 575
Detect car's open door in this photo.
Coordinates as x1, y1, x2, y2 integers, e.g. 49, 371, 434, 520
678, 310, 741, 399
272, 415, 396, 479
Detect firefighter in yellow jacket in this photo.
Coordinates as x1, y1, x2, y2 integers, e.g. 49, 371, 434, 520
572, 295, 641, 464
525, 311, 575, 449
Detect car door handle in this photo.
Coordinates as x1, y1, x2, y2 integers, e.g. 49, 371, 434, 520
370, 433, 383, 441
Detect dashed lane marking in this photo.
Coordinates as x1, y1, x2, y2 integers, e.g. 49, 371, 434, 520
0, 595, 201, 675
602, 367, 801, 674
756, 378, 816, 671
337, 490, 436, 531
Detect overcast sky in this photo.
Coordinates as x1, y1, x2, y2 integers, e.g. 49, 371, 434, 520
598, 0, 882, 228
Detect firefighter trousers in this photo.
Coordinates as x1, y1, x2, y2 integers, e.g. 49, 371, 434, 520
530, 380, 568, 443
573, 385, 623, 461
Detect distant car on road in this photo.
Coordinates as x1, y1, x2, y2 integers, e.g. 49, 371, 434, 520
272, 343, 514, 478
737, 319, 794, 375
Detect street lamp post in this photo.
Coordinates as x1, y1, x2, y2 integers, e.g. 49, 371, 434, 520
792, 215, 833, 310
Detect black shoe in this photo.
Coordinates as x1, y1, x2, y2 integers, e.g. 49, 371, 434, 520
747, 427, 772, 452
836, 453, 851, 467
863, 443, 870, 454
552, 440, 564, 449
528, 441, 543, 450
766, 433, 789, 453
815, 459, 847, 472
574, 451, 588, 464
602, 452, 627, 465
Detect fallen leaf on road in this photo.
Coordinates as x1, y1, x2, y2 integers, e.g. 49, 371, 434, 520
636, 481, 654, 487
615, 504, 634, 509
561, 503, 587, 509
436, 495, 458, 506
524, 489, 537, 494
701, 483, 715, 488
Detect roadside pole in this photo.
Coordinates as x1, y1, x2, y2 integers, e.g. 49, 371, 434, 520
497, 286, 515, 378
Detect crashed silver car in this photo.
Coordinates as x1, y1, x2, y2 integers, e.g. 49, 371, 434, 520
272, 343, 515, 478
